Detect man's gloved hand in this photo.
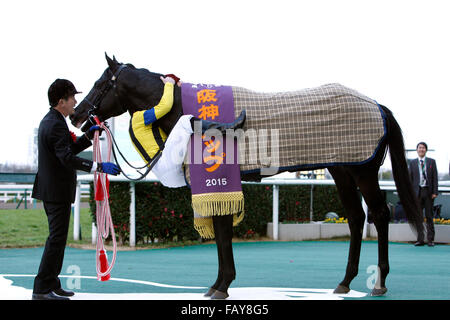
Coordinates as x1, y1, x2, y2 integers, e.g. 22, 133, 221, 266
85, 125, 103, 140
97, 162, 121, 175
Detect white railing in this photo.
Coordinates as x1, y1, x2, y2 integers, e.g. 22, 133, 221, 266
0, 184, 90, 209
0, 185, 33, 205
74, 173, 450, 247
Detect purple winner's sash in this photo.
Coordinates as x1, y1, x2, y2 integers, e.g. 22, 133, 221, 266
181, 83, 244, 239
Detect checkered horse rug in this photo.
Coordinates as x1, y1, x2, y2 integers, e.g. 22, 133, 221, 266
229, 83, 386, 174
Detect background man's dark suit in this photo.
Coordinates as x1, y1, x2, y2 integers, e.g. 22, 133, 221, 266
32, 108, 93, 294
408, 157, 438, 243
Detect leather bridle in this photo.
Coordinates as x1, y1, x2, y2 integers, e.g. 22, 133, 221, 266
82, 64, 128, 129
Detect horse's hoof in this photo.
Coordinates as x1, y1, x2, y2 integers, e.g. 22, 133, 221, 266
333, 285, 350, 294
210, 290, 229, 300
370, 287, 388, 296
204, 287, 217, 297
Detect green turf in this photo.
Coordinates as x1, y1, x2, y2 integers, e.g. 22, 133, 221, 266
0, 208, 93, 247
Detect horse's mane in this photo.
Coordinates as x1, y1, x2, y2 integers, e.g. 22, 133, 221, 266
121, 63, 182, 134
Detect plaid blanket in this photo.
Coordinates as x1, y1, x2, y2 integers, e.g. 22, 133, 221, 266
230, 83, 386, 173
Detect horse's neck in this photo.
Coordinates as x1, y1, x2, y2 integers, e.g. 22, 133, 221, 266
126, 83, 183, 135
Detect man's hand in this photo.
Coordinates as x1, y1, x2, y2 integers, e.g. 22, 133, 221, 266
432, 194, 438, 200
97, 162, 121, 175
85, 125, 103, 139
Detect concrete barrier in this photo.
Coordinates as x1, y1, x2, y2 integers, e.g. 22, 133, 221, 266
267, 222, 450, 243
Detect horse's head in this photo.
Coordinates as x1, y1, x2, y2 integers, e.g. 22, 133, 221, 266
70, 54, 125, 129
71, 53, 180, 132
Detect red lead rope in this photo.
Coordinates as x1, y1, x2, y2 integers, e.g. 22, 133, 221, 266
92, 117, 117, 281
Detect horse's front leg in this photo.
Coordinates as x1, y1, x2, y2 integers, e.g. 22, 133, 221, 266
208, 214, 235, 300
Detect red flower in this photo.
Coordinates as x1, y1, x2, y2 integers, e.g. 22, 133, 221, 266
69, 131, 77, 142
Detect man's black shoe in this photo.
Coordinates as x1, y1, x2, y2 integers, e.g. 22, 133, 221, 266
54, 288, 75, 297
32, 291, 70, 300
427, 241, 435, 247
414, 241, 425, 246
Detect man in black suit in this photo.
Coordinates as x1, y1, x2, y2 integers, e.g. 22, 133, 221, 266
32, 79, 120, 300
408, 142, 438, 247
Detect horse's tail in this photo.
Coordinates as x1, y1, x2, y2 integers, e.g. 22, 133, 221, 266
381, 104, 424, 234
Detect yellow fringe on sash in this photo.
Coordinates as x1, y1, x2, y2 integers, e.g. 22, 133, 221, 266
192, 191, 245, 239
192, 192, 244, 216
193, 216, 215, 239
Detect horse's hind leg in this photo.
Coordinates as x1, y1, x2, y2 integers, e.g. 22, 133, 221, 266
203, 218, 225, 297
356, 169, 390, 296
328, 167, 366, 294
209, 214, 235, 299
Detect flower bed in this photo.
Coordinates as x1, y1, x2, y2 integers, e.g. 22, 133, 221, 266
434, 218, 450, 225
324, 217, 348, 224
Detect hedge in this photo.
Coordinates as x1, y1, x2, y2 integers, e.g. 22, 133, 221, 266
90, 182, 345, 245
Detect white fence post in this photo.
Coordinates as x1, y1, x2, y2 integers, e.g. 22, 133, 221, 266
129, 182, 136, 247
310, 184, 314, 222
273, 185, 279, 240
92, 223, 97, 245
73, 181, 81, 241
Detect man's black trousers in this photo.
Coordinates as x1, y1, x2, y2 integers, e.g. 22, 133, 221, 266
418, 187, 435, 242
33, 201, 71, 294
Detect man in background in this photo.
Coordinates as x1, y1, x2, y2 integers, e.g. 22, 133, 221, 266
408, 142, 438, 247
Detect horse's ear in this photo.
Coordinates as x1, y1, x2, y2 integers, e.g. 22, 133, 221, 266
105, 52, 116, 69
113, 55, 118, 63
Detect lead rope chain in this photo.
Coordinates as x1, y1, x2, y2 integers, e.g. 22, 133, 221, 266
92, 118, 117, 281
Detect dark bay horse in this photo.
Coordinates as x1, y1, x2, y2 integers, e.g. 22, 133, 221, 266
71, 54, 424, 299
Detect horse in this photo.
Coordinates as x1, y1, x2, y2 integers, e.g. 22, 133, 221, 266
70, 54, 424, 299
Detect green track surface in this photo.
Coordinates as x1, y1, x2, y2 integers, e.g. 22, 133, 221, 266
1, 241, 448, 300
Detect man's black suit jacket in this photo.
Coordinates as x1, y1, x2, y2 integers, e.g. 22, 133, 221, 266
32, 108, 93, 203
408, 157, 438, 197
